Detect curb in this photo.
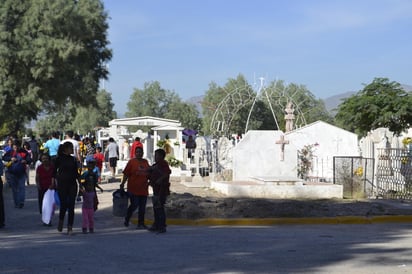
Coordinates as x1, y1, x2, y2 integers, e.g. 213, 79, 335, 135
131, 215, 412, 226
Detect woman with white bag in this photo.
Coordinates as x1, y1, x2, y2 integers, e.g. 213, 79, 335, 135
36, 153, 55, 226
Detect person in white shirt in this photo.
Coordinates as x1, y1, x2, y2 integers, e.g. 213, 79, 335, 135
105, 137, 119, 179
61, 130, 81, 165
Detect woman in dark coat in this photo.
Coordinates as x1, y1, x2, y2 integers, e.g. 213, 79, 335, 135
54, 142, 80, 235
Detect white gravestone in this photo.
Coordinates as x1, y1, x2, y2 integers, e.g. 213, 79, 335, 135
232, 130, 298, 181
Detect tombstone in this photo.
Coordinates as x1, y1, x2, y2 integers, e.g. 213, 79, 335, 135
195, 136, 210, 176
217, 137, 233, 171
286, 121, 359, 180
232, 130, 298, 181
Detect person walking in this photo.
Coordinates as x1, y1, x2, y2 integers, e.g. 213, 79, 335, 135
44, 131, 60, 165
35, 153, 55, 220
105, 137, 119, 180
79, 159, 103, 234
0, 160, 5, 228
93, 146, 105, 178
130, 137, 143, 159
28, 135, 40, 169
2, 140, 32, 209
148, 149, 171, 233
23, 142, 32, 186
120, 147, 150, 229
53, 142, 81, 235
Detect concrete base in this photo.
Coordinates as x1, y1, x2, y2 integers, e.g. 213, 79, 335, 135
210, 180, 343, 199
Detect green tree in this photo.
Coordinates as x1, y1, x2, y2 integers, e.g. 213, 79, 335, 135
265, 81, 333, 130
166, 101, 202, 131
201, 74, 255, 135
0, 0, 111, 136
126, 81, 201, 129
201, 75, 332, 136
35, 90, 116, 137
70, 89, 117, 134
335, 78, 412, 136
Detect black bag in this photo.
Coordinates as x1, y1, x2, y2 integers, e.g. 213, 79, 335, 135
112, 189, 128, 217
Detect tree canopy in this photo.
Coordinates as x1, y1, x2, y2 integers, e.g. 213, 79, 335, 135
0, 0, 111, 135
201, 74, 333, 136
35, 89, 116, 138
126, 81, 201, 130
335, 78, 412, 136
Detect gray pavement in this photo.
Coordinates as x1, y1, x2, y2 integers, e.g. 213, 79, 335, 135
2, 175, 412, 273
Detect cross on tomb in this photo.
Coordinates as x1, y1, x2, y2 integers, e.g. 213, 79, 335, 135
275, 135, 289, 161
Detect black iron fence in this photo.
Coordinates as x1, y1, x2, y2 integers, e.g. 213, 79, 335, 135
333, 156, 374, 199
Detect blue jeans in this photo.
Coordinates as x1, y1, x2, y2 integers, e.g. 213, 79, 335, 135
125, 194, 147, 225
9, 173, 26, 207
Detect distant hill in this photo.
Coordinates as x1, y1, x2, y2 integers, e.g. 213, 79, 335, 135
324, 84, 412, 114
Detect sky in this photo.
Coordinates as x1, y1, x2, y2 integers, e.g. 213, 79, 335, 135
102, 0, 412, 115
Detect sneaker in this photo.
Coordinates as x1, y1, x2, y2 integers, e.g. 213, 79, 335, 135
18, 203, 24, 209
136, 224, 148, 230
89, 228, 94, 233
82, 228, 88, 234
124, 220, 129, 227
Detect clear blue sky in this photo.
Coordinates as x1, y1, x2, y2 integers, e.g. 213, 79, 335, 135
102, 0, 412, 115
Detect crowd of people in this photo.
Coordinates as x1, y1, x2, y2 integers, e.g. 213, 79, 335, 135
0, 131, 171, 234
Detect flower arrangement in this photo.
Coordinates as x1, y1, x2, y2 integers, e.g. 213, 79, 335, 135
165, 155, 182, 168
402, 137, 412, 147
157, 139, 166, 148
297, 143, 319, 179
354, 166, 363, 177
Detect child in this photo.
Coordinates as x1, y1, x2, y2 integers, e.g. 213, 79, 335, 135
93, 146, 105, 182
79, 159, 103, 233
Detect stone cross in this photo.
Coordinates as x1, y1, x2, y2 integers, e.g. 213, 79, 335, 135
276, 135, 289, 161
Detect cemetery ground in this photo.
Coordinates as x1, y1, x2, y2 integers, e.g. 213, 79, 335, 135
167, 176, 412, 222
2, 174, 412, 273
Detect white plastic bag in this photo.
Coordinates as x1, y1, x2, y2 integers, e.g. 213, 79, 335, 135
41, 189, 55, 224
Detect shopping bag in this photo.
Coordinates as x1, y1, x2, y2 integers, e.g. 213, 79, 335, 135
42, 189, 55, 224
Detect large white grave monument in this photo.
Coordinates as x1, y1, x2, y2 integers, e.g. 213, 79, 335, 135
232, 130, 298, 181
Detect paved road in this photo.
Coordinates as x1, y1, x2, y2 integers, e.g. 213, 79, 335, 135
2, 178, 412, 273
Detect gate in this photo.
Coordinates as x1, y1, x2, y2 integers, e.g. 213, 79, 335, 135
333, 156, 374, 198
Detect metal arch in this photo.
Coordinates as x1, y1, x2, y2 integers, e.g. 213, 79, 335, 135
210, 84, 255, 136
210, 79, 308, 137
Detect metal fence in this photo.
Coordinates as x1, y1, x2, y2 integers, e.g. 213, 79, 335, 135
375, 148, 412, 199
333, 156, 375, 199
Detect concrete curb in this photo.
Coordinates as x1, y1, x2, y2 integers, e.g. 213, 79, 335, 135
131, 215, 412, 226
